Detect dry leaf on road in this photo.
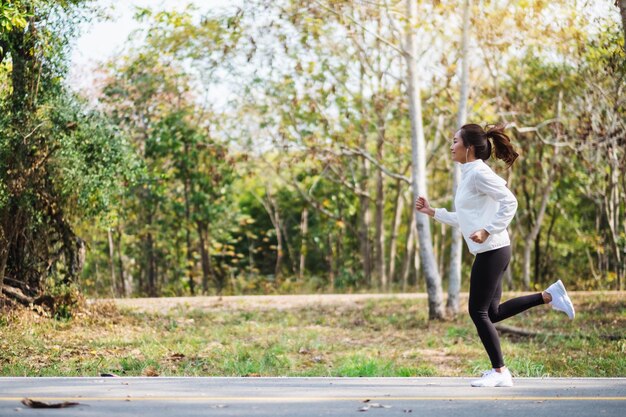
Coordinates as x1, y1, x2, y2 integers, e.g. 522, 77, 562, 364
21, 398, 82, 409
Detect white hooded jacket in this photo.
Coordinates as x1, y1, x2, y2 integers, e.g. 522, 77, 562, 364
434, 159, 517, 255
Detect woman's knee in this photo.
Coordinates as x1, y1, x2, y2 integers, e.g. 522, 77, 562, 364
468, 304, 488, 323
488, 310, 502, 323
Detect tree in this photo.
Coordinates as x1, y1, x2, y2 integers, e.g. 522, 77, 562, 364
95, 7, 242, 296
0, 0, 131, 310
446, 0, 471, 316
405, 0, 444, 319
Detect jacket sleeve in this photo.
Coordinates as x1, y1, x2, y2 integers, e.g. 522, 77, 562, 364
434, 208, 460, 229
474, 169, 518, 235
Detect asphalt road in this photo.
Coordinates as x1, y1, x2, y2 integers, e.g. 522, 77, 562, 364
0, 377, 625, 416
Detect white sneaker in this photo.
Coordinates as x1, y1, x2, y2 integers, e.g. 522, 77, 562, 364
546, 280, 575, 319
470, 368, 513, 387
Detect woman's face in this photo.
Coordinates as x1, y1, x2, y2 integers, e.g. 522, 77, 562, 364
450, 130, 469, 164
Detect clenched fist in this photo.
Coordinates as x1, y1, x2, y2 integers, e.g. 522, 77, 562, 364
469, 229, 490, 243
415, 196, 435, 217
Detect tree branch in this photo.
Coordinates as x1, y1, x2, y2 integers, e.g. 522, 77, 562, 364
312, 0, 408, 58
507, 119, 578, 150
335, 145, 411, 184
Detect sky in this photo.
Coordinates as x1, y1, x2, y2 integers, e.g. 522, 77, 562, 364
68, 0, 237, 92
68, 0, 620, 94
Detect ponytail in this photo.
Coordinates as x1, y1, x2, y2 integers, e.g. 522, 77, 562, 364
485, 124, 518, 168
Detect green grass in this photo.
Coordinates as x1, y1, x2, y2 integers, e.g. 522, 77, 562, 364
0, 292, 624, 377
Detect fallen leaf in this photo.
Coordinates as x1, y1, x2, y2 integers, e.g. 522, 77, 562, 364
362, 399, 371, 403
298, 347, 311, 354
169, 353, 186, 361
21, 398, 81, 409
143, 366, 159, 377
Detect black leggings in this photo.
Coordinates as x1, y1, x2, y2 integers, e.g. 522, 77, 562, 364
468, 246, 544, 369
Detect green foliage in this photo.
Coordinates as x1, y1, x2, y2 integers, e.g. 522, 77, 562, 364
83, 8, 244, 297
0, 0, 135, 305
3, 0, 624, 301
0, 1, 30, 34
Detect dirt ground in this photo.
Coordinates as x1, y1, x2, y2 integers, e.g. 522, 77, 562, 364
106, 293, 432, 314
103, 291, 619, 314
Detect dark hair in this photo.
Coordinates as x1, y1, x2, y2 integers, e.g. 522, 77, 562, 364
459, 123, 519, 167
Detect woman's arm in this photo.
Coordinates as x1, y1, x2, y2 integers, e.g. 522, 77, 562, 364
415, 196, 460, 228
475, 169, 518, 234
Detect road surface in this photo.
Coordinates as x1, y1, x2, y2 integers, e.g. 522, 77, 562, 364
1, 377, 624, 416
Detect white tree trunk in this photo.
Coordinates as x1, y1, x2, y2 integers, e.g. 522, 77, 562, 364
388, 182, 405, 287
401, 208, 416, 291
375, 138, 387, 290
358, 62, 373, 287
406, 0, 444, 319
447, 0, 471, 315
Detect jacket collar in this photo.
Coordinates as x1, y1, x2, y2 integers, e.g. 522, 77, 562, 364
460, 158, 483, 174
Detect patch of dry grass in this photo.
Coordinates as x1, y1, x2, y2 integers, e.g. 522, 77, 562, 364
0, 293, 623, 377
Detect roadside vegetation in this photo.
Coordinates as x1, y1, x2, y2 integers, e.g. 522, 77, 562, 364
1, 293, 623, 378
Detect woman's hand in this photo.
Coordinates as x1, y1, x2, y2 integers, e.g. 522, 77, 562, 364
415, 196, 435, 217
469, 229, 490, 244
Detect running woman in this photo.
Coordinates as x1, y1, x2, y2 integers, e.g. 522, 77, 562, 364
415, 123, 575, 387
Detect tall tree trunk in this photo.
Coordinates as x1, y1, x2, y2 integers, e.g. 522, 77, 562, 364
401, 208, 417, 292
107, 228, 117, 297
182, 160, 195, 295
447, 0, 471, 315
185, 226, 195, 295
388, 181, 405, 287
359, 190, 372, 287
271, 198, 283, 279
327, 234, 335, 290
279, 215, 298, 275
605, 146, 623, 290
0, 209, 15, 293
375, 132, 387, 290
405, 0, 444, 319
257, 190, 284, 279
115, 226, 128, 297
358, 62, 372, 287
0, 226, 9, 293
197, 220, 212, 294
534, 231, 542, 287
145, 231, 157, 297
373, 13, 387, 291
299, 207, 308, 281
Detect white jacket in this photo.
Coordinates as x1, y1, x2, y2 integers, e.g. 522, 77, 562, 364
434, 159, 517, 255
